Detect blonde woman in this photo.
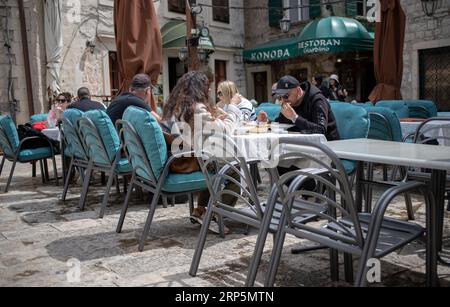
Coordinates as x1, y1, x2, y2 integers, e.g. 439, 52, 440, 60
217, 81, 256, 121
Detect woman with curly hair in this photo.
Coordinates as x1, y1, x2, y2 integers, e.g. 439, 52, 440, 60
162, 71, 241, 233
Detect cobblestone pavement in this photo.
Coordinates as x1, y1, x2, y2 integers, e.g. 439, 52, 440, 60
0, 159, 449, 287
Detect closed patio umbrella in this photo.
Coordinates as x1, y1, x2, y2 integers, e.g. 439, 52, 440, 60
114, 0, 162, 108
369, 0, 406, 103
44, 0, 63, 97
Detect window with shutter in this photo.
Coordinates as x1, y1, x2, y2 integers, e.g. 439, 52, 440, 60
285, 0, 310, 23
345, 0, 358, 17
269, 0, 283, 27
168, 0, 197, 14
309, 0, 321, 19
212, 0, 230, 23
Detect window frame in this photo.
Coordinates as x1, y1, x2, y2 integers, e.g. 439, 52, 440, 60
284, 0, 310, 24
212, 0, 230, 24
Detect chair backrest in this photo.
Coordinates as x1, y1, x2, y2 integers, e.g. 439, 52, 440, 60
330, 104, 370, 140
376, 101, 410, 119
405, 100, 438, 118
407, 105, 431, 119
78, 110, 120, 165
0, 115, 20, 157
362, 106, 403, 142
30, 113, 48, 124
271, 138, 365, 254
62, 109, 87, 160
256, 103, 281, 122
122, 106, 168, 180
196, 133, 264, 223
413, 117, 450, 147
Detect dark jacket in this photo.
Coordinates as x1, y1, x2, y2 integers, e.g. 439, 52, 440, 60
276, 82, 340, 141
329, 84, 347, 102
67, 98, 106, 113
106, 92, 151, 126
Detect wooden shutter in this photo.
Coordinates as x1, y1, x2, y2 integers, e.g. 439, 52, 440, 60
269, 0, 283, 27
309, 0, 321, 19
212, 0, 230, 23
346, 0, 358, 17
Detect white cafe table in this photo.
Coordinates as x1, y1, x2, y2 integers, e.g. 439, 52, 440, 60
42, 127, 61, 142
288, 138, 450, 287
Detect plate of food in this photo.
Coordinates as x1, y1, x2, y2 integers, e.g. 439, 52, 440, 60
248, 123, 270, 134
271, 123, 295, 130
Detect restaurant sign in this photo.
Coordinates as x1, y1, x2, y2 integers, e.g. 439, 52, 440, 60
249, 48, 292, 62
298, 39, 342, 55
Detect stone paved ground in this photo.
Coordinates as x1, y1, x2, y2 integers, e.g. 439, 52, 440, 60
0, 158, 449, 287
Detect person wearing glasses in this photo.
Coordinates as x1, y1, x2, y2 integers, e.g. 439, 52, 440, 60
217, 81, 254, 122
257, 75, 340, 142
107, 74, 161, 126
56, 92, 73, 110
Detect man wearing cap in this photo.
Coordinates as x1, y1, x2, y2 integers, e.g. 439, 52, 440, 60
107, 74, 160, 125
258, 75, 340, 141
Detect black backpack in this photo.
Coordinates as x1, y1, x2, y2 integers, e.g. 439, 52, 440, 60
17, 124, 60, 153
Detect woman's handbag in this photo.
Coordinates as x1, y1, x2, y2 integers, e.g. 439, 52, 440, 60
163, 132, 200, 174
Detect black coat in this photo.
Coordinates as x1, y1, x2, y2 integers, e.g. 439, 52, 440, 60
276, 82, 340, 141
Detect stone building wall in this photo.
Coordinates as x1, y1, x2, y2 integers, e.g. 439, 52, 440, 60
401, 0, 450, 100
0, 0, 247, 123
0, 0, 46, 124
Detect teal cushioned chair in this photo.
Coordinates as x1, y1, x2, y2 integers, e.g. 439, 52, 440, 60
376, 101, 410, 119
360, 106, 403, 142
0, 115, 58, 193
405, 100, 438, 119
61, 109, 89, 201
30, 113, 48, 124
76, 110, 132, 218
256, 103, 281, 122
116, 106, 208, 252
330, 104, 370, 176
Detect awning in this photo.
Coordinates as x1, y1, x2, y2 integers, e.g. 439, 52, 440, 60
161, 20, 214, 51
243, 17, 374, 62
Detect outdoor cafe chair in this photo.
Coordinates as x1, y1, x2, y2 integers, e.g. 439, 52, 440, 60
250, 139, 432, 287
77, 110, 132, 218
0, 115, 58, 193
188, 133, 333, 287
115, 107, 208, 252
403, 117, 450, 212
60, 109, 90, 201
358, 106, 415, 220
330, 103, 370, 181
376, 101, 410, 120
405, 100, 438, 119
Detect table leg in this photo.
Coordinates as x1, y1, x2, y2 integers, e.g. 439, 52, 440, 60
355, 162, 364, 213
427, 170, 446, 287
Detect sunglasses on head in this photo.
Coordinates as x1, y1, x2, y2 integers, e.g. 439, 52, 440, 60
57, 99, 68, 102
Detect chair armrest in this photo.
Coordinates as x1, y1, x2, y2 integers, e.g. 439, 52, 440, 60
367, 181, 429, 237
16, 136, 56, 156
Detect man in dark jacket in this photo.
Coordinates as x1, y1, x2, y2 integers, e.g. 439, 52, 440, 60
107, 74, 160, 126
258, 75, 340, 141
67, 87, 106, 112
